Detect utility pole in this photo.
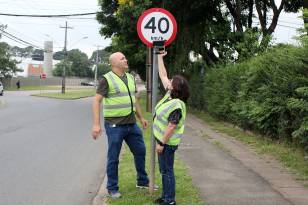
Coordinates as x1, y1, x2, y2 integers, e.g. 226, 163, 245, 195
94, 45, 102, 88
60, 21, 73, 94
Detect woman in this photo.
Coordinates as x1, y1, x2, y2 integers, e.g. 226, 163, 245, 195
154, 52, 189, 205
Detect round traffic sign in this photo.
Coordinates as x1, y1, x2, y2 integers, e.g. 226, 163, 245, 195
41, 73, 46, 79
137, 8, 177, 47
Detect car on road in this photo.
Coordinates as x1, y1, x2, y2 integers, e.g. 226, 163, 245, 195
0, 81, 3, 96
81, 81, 96, 86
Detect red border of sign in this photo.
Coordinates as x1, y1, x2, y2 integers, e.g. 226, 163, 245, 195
137, 8, 177, 47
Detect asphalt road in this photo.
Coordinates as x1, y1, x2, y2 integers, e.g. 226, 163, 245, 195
0, 91, 107, 205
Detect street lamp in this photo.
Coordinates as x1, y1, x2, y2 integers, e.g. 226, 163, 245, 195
68, 36, 88, 49
94, 45, 102, 88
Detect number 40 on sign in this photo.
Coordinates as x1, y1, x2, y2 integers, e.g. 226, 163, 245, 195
137, 8, 177, 47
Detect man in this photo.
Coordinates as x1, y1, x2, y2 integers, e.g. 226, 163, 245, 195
92, 52, 151, 198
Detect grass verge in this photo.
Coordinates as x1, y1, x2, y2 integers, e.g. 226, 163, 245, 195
190, 109, 308, 182
7, 86, 62, 91
107, 96, 204, 205
32, 89, 95, 99
7, 85, 93, 91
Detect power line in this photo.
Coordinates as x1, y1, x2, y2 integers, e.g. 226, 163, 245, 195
252, 21, 299, 29
6, 26, 42, 45
0, 29, 42, 49
277, 19, 302, 26
277, 23, 299, 29
1, 32, 30, 47
0, 12, 96, 17
252, 16, 303, 26
67, 17, 97, 20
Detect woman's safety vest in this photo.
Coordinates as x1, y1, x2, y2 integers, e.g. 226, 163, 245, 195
103, 71, 136, 117
153, 92, 186, 146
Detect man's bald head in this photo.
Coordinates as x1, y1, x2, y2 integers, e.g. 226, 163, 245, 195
108, 52, 128, 72
109, 52, 123, 66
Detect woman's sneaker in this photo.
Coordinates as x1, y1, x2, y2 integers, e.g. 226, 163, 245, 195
136, 183, 159, 190
154, 197, 164, 204
160, 201, 176, 205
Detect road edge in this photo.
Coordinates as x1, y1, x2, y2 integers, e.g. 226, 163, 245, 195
92, 174, 108, 205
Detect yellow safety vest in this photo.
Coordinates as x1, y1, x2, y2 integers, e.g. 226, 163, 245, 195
153, 92, 186, 146
103, 71, 136, 117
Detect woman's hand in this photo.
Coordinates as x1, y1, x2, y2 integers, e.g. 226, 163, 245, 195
156, 144, 164, 155
158, 51, 167, 58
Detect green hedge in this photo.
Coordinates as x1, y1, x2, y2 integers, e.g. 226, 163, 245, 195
199, 40, 308, 150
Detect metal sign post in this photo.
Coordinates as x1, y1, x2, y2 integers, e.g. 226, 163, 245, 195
40, 73, 46, 95
39, 75, 42, 95
146, 47, 152, 112
149, 45, 158, 194
149, 41, 166, 193
137, 8, 177, 194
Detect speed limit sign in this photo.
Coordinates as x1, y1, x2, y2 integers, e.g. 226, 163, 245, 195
137, 8, 177, 47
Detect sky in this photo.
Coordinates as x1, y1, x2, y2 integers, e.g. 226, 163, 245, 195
0, 0, 305, 58
0, 0, 111, 57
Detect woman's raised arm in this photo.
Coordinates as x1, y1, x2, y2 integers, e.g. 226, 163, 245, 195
157, 52, 172, 90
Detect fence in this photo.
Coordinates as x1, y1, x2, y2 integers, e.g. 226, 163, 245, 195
0, 77, 92, 89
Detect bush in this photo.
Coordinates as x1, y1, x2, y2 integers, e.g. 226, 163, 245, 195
202, 43, 308, 150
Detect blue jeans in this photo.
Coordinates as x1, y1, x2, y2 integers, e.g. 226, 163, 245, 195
104, 122, 149, 191
158, 144, 178, 203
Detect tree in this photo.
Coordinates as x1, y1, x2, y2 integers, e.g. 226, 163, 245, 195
96, 0, 304, 79
89, 49, 111, 78
53, 51, 65, 60
0, 42, 22, 78
53, 49, 93, 77
9, 46, 34, 58
97, 63, 111, 78
97, 0, 150, 80
32, 49, 43, 56
225, 0, 303, 42
89, 49, 110, 64
97, 0, 228, 79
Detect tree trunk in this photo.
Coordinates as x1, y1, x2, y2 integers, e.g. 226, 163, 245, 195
304, 1, 308, 35
266, 0, 284, 35
257, 0, 285, 44
225, 0, 243, 32
248, 0, 253, 28
255, 0, 267, 33
235, 0, 243, 32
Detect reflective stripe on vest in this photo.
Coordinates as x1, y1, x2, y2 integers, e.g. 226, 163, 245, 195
153, 124, 183, 139
153, 92, 186, 146
103, 71, 136, 117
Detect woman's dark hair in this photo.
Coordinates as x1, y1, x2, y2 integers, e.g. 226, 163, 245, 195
170, 75, 190, 103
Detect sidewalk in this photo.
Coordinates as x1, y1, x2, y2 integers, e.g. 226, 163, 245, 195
178, 114, 308, 205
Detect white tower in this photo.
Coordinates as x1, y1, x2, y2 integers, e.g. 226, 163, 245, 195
43, 41, 53, 77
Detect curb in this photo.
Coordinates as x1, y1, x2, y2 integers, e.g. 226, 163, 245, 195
0, 100, 6, 108
92, 174, 108, 205
92, 145, 127, 205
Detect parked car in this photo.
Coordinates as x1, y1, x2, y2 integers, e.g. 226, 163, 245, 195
81, 81, 95, 86
0, 81, 3, 96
